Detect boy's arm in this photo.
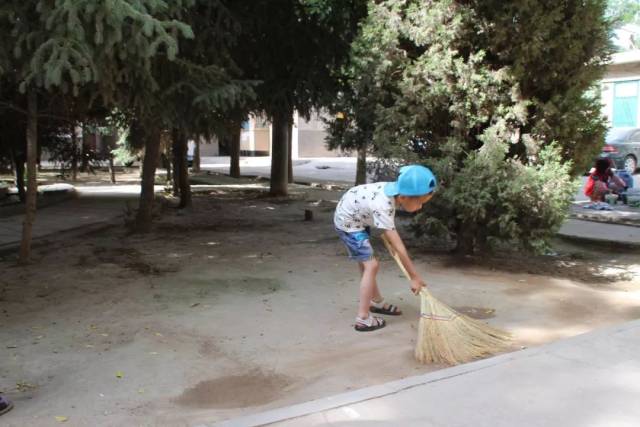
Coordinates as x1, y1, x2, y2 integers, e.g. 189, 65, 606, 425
382, 229, 426, 294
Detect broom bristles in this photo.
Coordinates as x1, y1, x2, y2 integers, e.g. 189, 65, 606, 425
415, 288, 511, 365
379, 234, 510, 365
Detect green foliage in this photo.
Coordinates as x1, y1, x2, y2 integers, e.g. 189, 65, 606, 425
415, 141, 577, 253
607, 0, 640, 27
111, 129, 139, 166
0, 0, 256, 170
124, 1, 257, 141
227, 0, 368, 118
0, 0, 194, 98
332, 0, 611, 254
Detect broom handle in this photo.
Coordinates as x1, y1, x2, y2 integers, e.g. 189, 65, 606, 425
381, 234, 412, 281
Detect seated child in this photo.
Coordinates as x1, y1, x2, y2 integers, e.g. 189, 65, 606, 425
334, 165, 437, 332
584, 158, 627, 202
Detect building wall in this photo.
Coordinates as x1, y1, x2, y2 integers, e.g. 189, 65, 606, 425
240, 116, 270, 156
296, 111, 344, 158
235, 111, 353, 158
602, 52, 640, 128
602, 76, 640, 128
253, 129, 270, 155
298, 129, 337, 157
197, 137, 220, 156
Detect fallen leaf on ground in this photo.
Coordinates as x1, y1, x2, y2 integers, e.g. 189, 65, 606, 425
54, 416, 68, 423
116, 371, 124, 378
16, 381, 37, 391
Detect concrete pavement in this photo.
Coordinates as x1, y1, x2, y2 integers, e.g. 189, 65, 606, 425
1, 158, 638, 252
1, 159, 639, 426
199, 156, 640, 191
200, 156, 359, 185
570, 202, 640, 226
207, 319, 640, 427
0, 189, 138, 254
558, 219, 640, 248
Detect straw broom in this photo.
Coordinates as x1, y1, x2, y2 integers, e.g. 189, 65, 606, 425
381, 235, 510, 365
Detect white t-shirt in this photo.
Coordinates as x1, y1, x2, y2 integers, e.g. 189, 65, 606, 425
334, 183, 396, 232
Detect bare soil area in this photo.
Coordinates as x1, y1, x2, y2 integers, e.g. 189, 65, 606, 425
1, 177, 639, 426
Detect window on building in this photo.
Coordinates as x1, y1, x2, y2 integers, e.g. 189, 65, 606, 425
613, 81, 639, 127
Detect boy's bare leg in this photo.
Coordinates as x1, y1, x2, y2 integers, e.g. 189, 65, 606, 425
359, 263, 384, 305
358, 258, 379, 319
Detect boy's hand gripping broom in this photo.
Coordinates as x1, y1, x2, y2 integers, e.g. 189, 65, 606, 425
381, 235, 510, 365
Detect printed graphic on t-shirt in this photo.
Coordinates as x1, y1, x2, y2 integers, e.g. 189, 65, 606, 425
334, 183, 396, 232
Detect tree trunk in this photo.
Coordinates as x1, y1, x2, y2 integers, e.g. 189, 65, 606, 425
11, 148, 26, 203
193, 138, 201, 173
270, 109, 291, 196
454, 219, 476, 256
476, 226, 489, 253
104, 134, 116, 184
81, 125, 89, 172
178, 133, 192, 209
171, 145, 180, 197
71, 127, 79, 181
172, 129, 192, 209
163, 149, 172, 186
108, 156, 116, 184
287, 120, 294, 184
135, 129, 161, 233
139, 150, 144, 179
230, 126, 241, 178
19, 91, 38, 263
356, 143, 367, 185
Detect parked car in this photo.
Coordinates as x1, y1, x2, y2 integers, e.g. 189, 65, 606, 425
600, 128, 640, 174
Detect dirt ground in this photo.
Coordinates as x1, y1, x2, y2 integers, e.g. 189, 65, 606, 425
1, 176, 639, 426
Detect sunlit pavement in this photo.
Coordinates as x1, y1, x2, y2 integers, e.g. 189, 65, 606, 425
199, 156, 640, 196
209, 320, 640, 427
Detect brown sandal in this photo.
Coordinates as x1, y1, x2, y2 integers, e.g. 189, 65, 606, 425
369, 301, 402, 316
354, 315, 386, 332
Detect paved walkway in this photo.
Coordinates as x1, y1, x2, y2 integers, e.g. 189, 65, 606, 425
1, 159, 638, 251
570, 201, 640, 226
558, 218, 640, 248
0, 190, 138, 253
208, 319, 640, 427
201, 156, 359, 185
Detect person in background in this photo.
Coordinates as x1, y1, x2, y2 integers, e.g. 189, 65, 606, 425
584, 158, 627, 202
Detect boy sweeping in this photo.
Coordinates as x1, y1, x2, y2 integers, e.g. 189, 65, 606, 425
334, 165, 437, 331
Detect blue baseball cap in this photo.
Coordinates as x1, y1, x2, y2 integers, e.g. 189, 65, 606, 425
384, 165, 437, 197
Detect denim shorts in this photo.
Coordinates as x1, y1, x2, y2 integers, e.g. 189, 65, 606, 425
336, 227, 374, 262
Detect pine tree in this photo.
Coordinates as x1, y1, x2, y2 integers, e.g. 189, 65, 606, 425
227, 0, 367, 196
0, 0, 195, 259
147, 0, 256, 212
